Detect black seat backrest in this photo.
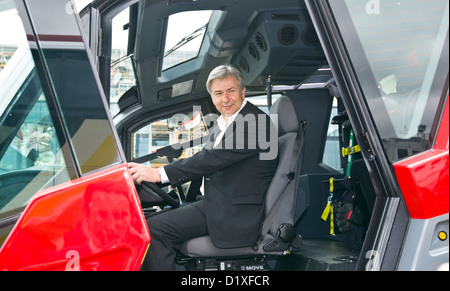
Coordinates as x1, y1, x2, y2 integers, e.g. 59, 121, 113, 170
262, 96, 304, 237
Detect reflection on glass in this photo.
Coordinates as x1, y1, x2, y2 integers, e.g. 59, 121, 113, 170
0, 1, 70, 217
24, 0, 122, 174
336, 0, 449, 161
132, 109, 208, 166
110, 8, 136, 116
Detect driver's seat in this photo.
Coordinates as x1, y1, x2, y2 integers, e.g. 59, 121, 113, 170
178, 96, 306, 269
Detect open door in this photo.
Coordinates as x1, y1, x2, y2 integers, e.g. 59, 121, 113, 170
0, 164, 150, 271
0, 0, 150, 270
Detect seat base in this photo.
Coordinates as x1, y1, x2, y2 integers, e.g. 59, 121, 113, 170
179, 234, 291, 258
177, 255, 272, 271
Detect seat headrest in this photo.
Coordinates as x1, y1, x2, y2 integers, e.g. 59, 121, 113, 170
270, 96, 299, 136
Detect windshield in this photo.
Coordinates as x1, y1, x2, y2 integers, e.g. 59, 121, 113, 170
330, 0, 449, 162
162, 10, 213, 71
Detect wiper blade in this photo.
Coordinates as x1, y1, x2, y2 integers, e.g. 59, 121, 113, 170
164, 24, 207, 58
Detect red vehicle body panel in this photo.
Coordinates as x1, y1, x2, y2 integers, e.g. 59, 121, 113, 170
0, 164, 150, 271
394, 97, 449, 219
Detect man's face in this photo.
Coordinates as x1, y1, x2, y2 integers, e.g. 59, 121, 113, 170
210, 75, 246, 116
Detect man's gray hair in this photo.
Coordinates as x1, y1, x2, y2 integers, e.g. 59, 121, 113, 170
206, 65, 245, 95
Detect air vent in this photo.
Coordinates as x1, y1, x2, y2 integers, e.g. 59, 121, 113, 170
239, 57, 249, 73
278, 24, 298, 46
302, 25, 320, 46
255, 33, 267, 51
248, 43, 259, 60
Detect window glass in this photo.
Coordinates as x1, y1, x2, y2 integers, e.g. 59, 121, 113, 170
110, 7, 136, 116
132, 109, 209, 167
330, 0, 449, 161
322, 98, 342, 172
0, 90, 71, 217
162, 10, 213, 71
73, 0, 93, 13
25, 0, 123, 174
0, 6, 24, 74
246, 94, 281, 114
0, 1, 70, 220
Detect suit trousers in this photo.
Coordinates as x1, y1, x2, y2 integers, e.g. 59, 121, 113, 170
140, 200, 208, 271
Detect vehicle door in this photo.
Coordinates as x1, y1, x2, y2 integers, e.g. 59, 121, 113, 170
0, 0, 150, 271
306, 0, 448, 270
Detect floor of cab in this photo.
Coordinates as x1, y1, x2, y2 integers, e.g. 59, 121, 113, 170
274, 239, 361, 271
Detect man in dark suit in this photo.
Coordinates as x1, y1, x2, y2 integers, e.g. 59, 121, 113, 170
128, 65, 278, 270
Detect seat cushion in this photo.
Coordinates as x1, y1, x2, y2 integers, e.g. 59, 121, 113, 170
180, 235, 284, 257
180, 236, 256, 257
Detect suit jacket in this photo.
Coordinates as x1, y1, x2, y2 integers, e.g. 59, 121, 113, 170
164, 102, 278, 248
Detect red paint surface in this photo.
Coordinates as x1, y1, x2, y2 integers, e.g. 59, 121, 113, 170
0, 164, 150, 271
394, 97, 449, 219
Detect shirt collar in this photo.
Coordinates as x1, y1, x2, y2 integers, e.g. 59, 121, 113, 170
217, 99, 247, 131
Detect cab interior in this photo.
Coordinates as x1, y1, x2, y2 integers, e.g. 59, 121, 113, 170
82, 0, 378, 270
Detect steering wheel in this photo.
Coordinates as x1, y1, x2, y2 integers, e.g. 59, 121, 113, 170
137, 181, 180, 208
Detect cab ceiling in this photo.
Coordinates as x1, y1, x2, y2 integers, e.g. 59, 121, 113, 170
134, 0, 326, 107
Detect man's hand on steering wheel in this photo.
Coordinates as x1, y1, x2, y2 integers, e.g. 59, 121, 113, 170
128, 162, 162, 185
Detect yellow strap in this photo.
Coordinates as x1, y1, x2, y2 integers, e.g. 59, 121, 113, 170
322, 177, 335, 236
330, 204, 335, 236
321, 202, 331, 221
342, 145, 360, 156
321, 202, 335, 236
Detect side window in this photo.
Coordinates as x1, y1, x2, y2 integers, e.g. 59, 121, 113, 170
246, 94, 281, 114
0, 87, 71, 217
0, 1, 70, 237
331, 0, 449, 162
132, 108, 209, 167
110, 7, 136, 116
322, 97, 342, 172
25, 0, 123, 175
